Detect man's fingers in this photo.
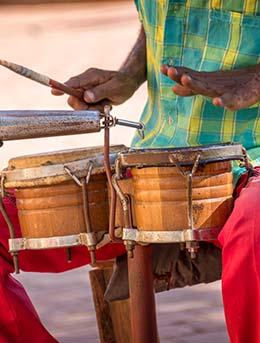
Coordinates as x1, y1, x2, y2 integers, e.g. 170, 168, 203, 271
67, 96, 89, 110
213, 91, 258, 111
181, 74, 220, 98
84, 81, 114, 103
65, 73, 95, 90
172, 84, 196, 96
163, 66, 183, 83
64, 75, 81, 89
51, 88, 64, 96
67, 94, 110, 112
168, 66, 195, 83
161, 64, 169, 75
161, 65, 193, 83
167, 67, 180, 82
65, 69, 114, 90
213, 93, 242, 110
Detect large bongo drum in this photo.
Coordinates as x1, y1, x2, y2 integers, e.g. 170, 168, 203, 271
1, 145, 124, 262
112, 143, 246, 256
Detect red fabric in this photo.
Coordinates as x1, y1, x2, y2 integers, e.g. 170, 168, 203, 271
218, 167, 260, 343
0, 195, 125, 342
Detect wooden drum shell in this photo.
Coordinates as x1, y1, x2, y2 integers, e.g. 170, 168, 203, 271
15, 174, 108, 239
116, 161, 233, 231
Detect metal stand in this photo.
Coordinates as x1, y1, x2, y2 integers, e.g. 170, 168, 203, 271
128, 244, 158, 343
102, 107, 157, 342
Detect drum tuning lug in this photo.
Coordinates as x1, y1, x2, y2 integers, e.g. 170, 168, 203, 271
124, 240, 136, 258
186, 241, 199, 260
89, 248, 97, 266
12, 252, 20, 274
127, 250, 134, 259
102, 105, 114, 128
190, 250, 197, 259
180, 243, 185, 251
66, 248, 72, 263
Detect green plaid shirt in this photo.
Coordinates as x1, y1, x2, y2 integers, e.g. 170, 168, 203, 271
132, 0, 260, 178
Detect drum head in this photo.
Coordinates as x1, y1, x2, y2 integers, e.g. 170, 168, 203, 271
3, 145, 126, 188
118, 143, 245, 168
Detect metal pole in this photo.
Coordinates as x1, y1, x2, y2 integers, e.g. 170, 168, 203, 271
0, 110, 101, 141
128, 244, 158, 343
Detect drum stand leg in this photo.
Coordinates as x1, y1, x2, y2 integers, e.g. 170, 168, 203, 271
128, 244, 158, 343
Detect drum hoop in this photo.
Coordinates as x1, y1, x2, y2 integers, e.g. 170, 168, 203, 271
122, 227, 222, 243
7, 144, 126, 169
3, 152, 118, 188
118, 143, 245, 167
8, 228, 122, 252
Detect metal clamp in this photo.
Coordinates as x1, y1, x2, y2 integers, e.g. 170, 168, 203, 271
122, 227, 222, 244
8, 231, 108, 253
112, 173, 135, 257
169, 153, 201, 258
65, 161, 97, 265
64, 161, 93, 187
242, 147, 253, 171
0, 174, 6, 198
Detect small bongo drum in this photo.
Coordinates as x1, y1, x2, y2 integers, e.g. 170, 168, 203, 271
112, 143, 246, 256
2, 145, 124, 262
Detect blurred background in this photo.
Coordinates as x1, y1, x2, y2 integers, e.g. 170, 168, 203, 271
0, 1, 228, 342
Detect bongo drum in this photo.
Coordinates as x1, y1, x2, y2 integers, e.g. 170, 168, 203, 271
112, 143, 246, 256
2, 145, 125, 255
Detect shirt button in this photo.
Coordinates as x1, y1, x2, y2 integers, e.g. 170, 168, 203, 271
173, 4, 181, 12
168, 116, 173, 125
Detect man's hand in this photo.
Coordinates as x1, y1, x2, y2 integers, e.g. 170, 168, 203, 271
51, 68, 139, 111
161, 64, 260, 110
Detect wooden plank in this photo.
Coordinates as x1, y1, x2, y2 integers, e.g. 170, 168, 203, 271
89, 267, 116, 343
104, 268, 132, 343
89, 262, 132, 343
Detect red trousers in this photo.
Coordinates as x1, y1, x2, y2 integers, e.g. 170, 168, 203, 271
0, 171, 259, 343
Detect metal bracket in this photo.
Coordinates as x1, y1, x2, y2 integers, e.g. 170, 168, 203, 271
65, 161, 97, 264
169, 153, 201, 258
8, 231, 107, 253
122, 227, 222, 244
64, 161, 93, 187
242, 147, 253, 171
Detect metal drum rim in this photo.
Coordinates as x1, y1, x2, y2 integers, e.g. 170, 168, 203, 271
118, 142, 245, 168
3, 144, 127, 188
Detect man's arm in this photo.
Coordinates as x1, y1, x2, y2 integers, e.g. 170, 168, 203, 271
119, 25, 147, 87
161, 64, 260, 111
52, 26, 146, 111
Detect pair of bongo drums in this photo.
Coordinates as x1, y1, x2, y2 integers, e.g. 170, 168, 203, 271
1, 143, 245, 267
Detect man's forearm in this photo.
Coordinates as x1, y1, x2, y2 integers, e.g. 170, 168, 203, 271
119, 25, 147, 89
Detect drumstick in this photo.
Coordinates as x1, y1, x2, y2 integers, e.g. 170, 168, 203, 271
0, 59, 84, 100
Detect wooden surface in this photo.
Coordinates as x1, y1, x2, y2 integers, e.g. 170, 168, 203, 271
131, 162, 233, 231
89, 266, 116, 343
89, 263, 132, 343
16, 174, 109, 238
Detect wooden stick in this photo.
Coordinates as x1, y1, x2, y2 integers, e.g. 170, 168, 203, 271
0, 59, 84, 100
